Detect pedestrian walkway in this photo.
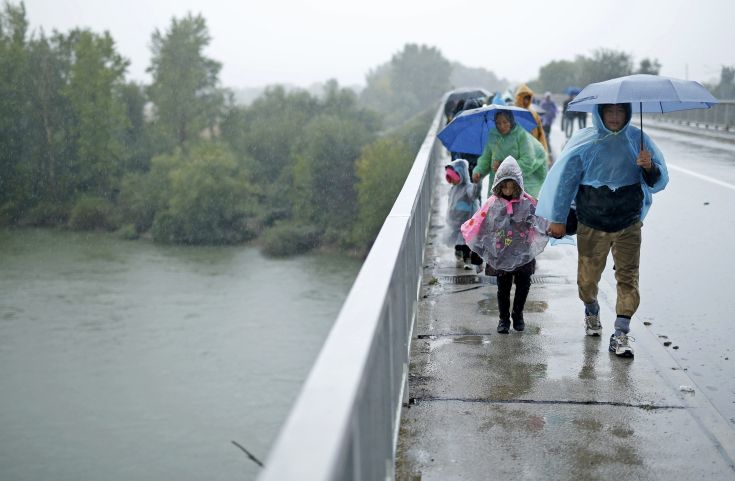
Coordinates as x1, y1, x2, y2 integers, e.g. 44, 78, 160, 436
395, 163, 735, 480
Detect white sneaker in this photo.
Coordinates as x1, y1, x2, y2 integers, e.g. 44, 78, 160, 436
609, 333, 634, 358
585, 314, 602, 336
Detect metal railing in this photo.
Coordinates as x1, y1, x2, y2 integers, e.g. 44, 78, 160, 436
256, 104, 445, 481
649, 99, 735, 131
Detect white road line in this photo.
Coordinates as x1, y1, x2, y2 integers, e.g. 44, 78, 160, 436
667, 163, 735, 192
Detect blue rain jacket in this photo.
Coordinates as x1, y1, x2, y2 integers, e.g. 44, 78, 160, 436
446, 158, 480, 247
536, 104, 668, 225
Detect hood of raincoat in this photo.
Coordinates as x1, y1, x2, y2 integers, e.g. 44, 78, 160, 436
491, 156, 524, 192
514, 84, 535, 107
447, 158, 472, 185
535, 102, 669, 224
445, 158, 480, 247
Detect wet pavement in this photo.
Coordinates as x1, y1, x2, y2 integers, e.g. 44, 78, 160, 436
395, 158, 735, 480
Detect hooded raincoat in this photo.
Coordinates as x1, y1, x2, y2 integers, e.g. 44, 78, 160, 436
473, 123, 548, 198
462, 156, 548, 272
445, 159, 481, 247
535, 104, 669, 228
515, 84, 549, 152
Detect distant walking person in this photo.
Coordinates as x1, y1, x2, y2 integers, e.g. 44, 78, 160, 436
462, 156, 548, 333
562, 93, 576, 138
449, 97, 485, 198
540, 92, 558, 155
514, 84, 549, 153
536, 103, 669, 357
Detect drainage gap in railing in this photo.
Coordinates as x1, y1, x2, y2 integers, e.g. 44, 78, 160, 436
408, 397, 683, 410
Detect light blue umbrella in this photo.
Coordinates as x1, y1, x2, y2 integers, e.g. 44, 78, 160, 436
437, 104, 537, 156
567, 74, 719, 146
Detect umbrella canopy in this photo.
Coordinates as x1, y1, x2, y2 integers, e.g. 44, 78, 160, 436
443, 88, 490, 118
438, 105, 537, 156
567, 74, 718, 148
567, 74, 718, 113
565, 86, 582, 96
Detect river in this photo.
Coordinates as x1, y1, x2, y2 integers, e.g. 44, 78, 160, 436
0, 227, 361, 481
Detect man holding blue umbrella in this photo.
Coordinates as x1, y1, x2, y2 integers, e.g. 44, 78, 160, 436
535, 102, 668, 358
537, 74, 715, 358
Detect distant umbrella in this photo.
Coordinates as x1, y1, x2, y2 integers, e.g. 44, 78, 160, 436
443, 88, 490, 119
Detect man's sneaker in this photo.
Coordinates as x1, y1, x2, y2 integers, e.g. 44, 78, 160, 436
584, 314, 602, 336
512, 315, 525, 332
497, 319, 510, 334
609, 333, 634, 358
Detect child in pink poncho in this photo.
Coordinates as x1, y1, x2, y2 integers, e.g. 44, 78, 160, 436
461, 156, 549, 334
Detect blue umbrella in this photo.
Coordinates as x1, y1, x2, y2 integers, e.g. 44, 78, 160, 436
565, 86, 582, 96
437, 105, 537, 156
567, 74, 718, 147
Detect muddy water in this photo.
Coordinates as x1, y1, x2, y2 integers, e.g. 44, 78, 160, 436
0, 228, 360, 481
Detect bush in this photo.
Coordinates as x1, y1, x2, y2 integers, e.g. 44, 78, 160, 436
116, 223, 139, 240
21, 200, 71, 226
69, 196, 118, 230
150, 143, 258, 245
260, 222, 322, 257
118, 172, 166, 233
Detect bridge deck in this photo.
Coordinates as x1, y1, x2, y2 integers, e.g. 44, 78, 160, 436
396, 143, 735, 480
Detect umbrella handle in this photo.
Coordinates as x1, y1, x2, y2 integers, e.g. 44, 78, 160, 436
639, 102, 644, 151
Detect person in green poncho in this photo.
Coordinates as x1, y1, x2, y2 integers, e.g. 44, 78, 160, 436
471, 110, 548, 198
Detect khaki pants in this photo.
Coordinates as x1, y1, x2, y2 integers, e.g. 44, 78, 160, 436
577, 222, 642, 317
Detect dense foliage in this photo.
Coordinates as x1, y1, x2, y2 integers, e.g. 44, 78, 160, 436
11, 4, 716, 258
531, 49, 662, 94
0, 3, 435, 256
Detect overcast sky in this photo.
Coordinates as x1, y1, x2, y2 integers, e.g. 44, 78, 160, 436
22, 0, 735, 90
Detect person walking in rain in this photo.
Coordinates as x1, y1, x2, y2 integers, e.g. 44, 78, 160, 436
445, 159, 482, 270
514, 84, 549, 153
449, 97, 485, 198
471, 110, 548, 198
462, 156, 549, 333
562, 93, 576, 138
540, 92, 558, 155
536, 103, 669, 358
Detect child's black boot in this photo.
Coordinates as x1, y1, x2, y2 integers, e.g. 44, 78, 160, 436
511, 311, 525, 332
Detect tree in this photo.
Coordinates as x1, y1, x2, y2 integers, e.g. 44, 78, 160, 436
352, 138, 414, 250
119, 82, 153, 173
290, 114, 375, 236
361, 44, 452, 126
147, 142, 258, 244
578, 49, 633, 85
536, 59, 580, 93
636, 58, 661, 75
715, 66, 735, 99
147, 13, 225, 151
21, 31, 72, 217
0, 1, 30, 216
61, 28, 129, 199
450, 62, 508, 93
220, 85, 319, 184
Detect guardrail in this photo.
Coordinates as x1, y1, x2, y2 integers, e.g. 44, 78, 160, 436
648, 99, 735, 131
257, 103, 445, 481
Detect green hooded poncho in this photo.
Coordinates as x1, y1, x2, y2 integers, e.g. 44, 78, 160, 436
472, 124, 548, 198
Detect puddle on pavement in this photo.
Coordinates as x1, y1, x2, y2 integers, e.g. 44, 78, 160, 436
452, 335, 491, 345
478, 299, 549, 315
